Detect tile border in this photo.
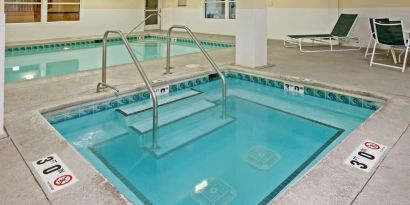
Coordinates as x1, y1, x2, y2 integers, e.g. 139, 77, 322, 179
225, 70, 383, 111
6, 34, 235, 57
43, 76, 210, 124
44, 71, 382, 125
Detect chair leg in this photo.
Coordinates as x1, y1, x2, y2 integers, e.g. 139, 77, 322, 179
391, 49, 398, 64
365, 38, 373, 57
398, 50, 404, 63
402, 46, 409, 72
370, 41, 378, 67
330, 38, 333, 51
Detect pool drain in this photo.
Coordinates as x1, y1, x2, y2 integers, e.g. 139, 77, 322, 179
192, 178, 236, 205
244, 146, 280, 170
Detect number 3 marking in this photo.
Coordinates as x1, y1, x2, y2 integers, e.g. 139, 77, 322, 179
36, 156, 54, 165
350, 160, 368, 169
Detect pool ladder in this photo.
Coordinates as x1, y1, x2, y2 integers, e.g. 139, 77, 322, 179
165, 25, 227, 118
96, 26, 227, 150
96, 30, 159, 151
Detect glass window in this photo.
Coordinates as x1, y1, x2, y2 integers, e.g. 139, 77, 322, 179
178, 0, 187, 7
204, 0, 236, 20
204, 0, 225, 19
5, 0, 42, 23
47, 0, 80, 22
229, 0, 236, 19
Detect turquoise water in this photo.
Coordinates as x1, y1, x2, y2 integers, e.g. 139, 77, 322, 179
5, 38, 226, 83
52, 77, 375, 205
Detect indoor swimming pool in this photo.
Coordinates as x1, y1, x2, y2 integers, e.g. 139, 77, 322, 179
45, 71, 382, 205
5, 35, 233, 83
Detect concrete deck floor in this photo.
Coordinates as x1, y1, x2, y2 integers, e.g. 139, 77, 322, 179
1, 33, 409, 205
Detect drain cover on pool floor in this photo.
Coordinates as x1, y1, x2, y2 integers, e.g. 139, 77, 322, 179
192, 178, 236, 205
244, 146, 280, 170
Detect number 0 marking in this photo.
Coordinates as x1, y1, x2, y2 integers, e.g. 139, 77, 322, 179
358, 151, 375, 160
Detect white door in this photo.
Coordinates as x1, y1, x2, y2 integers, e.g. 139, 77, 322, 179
144, 0, 161, 30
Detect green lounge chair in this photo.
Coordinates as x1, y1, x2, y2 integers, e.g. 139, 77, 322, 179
365, 18, 389, 57
370, 20, 409, 72
284, 14, 361, 52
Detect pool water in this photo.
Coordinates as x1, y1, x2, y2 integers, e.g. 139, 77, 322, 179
5, 37, 230, 83
51, 76, 376, 205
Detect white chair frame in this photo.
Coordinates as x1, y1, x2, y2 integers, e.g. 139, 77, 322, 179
370, 21, 409, 72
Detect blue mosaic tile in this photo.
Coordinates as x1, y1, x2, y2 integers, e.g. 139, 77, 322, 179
78, 105, 94, 117
195, 79, 202, 85
363, 100, 380, 110
304, 87, 314, 96
7, 34, 233, 57
313, 89, 326, 99
47, 113, 66, 124
242, 74, 249, 81
225, 71, 382, 111
63, 110, 79, 121
258, 78, 266, 85
336, 94, 350, 104
326, 92, 338, 102
94, 103, 109, 112
266, 79, 276, 87
170, 84, 178, 92
141, 91, 150, 99
44, 72, 381, 125
250, 76, 258, 83
187, 80, 194, 87
350, 96, 363, 107
275, 81, 284, 89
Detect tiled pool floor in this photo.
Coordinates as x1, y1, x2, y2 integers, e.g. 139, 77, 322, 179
2, 32, 410, 205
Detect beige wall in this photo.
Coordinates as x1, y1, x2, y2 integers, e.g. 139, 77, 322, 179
5, 0, 146, 42
340, 0, 410, 8
164, 0, 338, 8
4, 0, 410, 42
164, 0, 410, 8
83, 0, 144, 9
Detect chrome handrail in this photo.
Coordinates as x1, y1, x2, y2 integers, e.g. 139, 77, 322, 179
97, 30, 159, 150
127, 13, 162, 37
165, 25, 227, 118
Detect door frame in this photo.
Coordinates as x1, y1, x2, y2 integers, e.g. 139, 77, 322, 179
144, 0, 162, 30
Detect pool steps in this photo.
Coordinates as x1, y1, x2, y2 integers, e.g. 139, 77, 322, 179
115, 89, 234, 157
116, 89, 201, 116
144, 106, 234, 157
129, 100, 216, 134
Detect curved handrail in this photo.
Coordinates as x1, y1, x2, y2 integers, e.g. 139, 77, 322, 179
127, 13, 162, 37
97, 30, 159, 150
165, 25, 227, 118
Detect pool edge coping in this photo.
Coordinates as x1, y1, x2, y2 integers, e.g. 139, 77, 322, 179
29, 66, 393, 205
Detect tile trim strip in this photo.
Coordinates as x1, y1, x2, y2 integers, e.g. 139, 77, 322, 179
44, 71, 382, 124
225, 71, 382, 111
6, 34, 234, 57
43, 76, 210, 124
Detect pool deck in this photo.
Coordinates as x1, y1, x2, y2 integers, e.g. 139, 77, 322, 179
1, 32, 410, 205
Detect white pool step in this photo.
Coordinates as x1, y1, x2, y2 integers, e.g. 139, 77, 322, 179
147, 107, 235, 157
66, 122, 128, 148
129, 100, 216, 134
116, 89, 201, 116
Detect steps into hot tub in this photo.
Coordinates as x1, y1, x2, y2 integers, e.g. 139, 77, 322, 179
116, 89, 201, 116
146, 106, 234, 157
115, 88, 234, 157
